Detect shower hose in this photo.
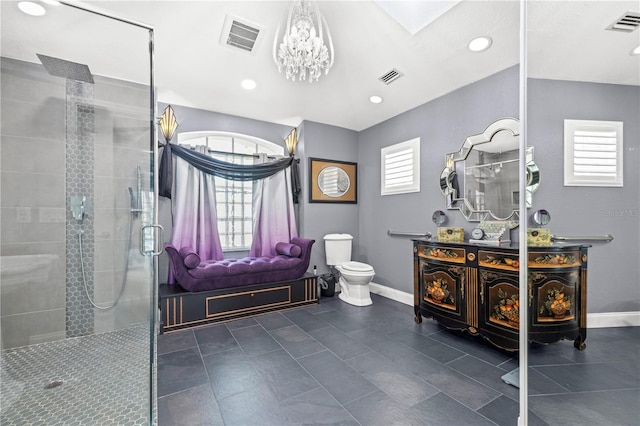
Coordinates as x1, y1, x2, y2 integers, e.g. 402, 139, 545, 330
78, 214, 133, 310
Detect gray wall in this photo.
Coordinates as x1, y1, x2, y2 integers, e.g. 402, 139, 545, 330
160, 67, 639, 315
357, 66, 519, 292
527, 78, 640, 313
297, 121, 359, 275
356, 69, 638, 314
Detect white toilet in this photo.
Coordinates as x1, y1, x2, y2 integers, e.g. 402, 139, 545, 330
324, 234, 375, 306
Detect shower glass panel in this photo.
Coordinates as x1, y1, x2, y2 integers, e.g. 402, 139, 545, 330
1, 1, 156, 424
525, 2, 639, 425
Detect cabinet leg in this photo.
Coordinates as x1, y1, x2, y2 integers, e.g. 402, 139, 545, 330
414, 305, 422, 324
574, 334, 586, 351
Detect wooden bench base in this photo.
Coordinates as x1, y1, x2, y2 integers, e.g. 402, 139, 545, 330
159, 273, 318, 333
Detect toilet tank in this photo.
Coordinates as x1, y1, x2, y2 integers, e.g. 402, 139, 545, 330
324, 233, 353, 266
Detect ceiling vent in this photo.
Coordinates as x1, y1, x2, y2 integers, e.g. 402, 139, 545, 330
606, 11, 640, 32
220, 14, 263, 54
378, 68, 404, 85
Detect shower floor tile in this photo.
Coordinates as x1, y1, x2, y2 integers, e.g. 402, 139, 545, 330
1, 325, 151, 425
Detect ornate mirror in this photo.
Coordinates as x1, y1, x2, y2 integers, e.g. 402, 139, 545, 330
440, 117, 540, 221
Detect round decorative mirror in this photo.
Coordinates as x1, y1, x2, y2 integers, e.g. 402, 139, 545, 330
432, 210, 447, 226
533, 209, 551, 226
318, 166, 350, 197
431, 210, 447, 226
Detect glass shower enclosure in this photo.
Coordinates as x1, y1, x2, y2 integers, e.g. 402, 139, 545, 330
1, 1, 157, 424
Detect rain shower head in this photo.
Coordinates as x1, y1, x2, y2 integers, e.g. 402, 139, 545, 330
36, 53, 94, 84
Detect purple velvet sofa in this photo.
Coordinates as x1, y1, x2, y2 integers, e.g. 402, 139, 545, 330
164, 237, 315, 293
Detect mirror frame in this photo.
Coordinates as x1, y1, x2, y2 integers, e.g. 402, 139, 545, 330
439, 117, 540, 222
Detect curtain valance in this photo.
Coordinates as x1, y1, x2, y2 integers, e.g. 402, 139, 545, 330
159, 143, 299, 199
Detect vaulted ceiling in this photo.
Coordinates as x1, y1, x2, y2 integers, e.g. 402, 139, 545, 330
2, 1, 638, 131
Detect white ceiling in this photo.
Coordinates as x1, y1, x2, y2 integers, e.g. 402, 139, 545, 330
1, 1, 638, 131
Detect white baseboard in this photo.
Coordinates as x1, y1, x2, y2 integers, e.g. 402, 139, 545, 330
369, 282, 640, 328
369, 282, 413, 306
587, 311, 640, 328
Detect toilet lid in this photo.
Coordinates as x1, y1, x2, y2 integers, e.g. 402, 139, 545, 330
342, 261, 373, 272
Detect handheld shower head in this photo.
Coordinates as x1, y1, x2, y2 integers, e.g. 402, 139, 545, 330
129, 166, 143, 217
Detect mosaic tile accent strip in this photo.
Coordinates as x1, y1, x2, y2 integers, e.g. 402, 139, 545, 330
65, 79, 95, 337
0, 326, 152, 425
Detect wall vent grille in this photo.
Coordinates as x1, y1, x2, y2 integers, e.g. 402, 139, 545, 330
607, 11, 640, 32
378, 68, 404, 85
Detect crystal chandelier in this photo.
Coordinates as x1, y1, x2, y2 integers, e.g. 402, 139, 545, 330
273, 0, 334, 83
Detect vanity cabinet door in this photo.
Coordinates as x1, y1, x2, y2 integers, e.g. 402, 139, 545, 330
528, 249, 584, 348
478, 266, 520, 351
418, 256, 468, 331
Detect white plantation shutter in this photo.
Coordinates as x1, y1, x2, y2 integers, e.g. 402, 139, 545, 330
564, 120, 623, 187
381, 138, 420, 195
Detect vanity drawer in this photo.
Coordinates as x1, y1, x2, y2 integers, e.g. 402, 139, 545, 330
478, 250, 520, 271
206, 286, 291, 318
417, 244, 466, 264
159, 275, 317, 333
529, 251, 582, 268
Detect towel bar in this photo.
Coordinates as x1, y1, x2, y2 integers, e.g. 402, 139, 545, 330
551, 234, 614, 243
387, 230, 432, 239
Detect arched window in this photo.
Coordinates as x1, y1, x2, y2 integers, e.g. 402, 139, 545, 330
177, 131, 284, 251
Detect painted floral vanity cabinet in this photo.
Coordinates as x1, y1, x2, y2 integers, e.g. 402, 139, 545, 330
412, 240, 589, 351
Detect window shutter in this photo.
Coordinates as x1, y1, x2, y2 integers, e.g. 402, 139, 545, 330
381, 138, 420, 195
564, 120, 623, 187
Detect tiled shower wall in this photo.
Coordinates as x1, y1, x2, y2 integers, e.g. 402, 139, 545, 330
0, 58, 151, 349
91, 72, 153, 334
65, 80, 96, 337
1, 59, 67, 349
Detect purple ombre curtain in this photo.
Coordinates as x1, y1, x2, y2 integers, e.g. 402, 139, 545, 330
250, 154, 298, 257
168, 145, 223, 283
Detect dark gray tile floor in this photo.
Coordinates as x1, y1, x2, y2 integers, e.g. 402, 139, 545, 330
157, 294, 640, 426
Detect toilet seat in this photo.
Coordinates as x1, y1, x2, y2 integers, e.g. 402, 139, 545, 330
341, 261, 373, 273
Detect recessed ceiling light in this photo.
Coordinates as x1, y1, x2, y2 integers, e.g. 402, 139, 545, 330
18, 1, 46, 16
241, 79, 256, 90
631, 44, 640, 56
370, 95, 383, 104
468, 36, 493, 52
